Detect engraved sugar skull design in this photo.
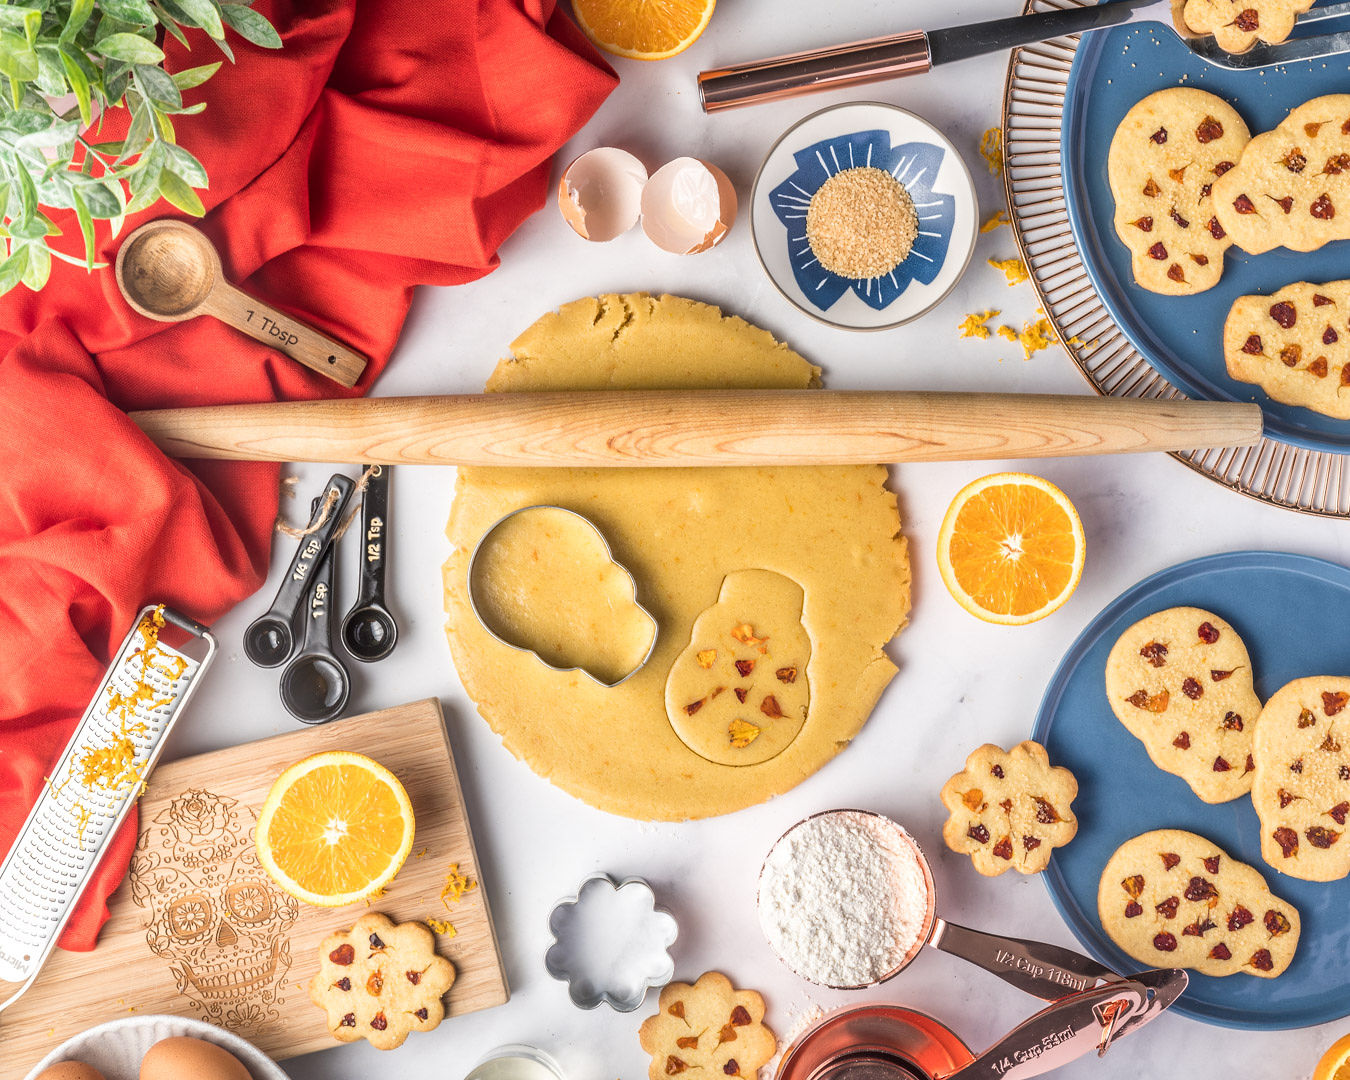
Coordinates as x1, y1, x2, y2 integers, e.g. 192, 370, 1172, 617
129, 789, 298, 1033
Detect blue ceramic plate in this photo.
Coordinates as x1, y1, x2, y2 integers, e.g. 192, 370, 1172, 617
1033, 550, 1350, 1029
751, 102, 977, 331
1060, 9, 1350, 452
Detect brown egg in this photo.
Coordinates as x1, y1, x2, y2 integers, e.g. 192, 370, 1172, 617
139, 1037, 252, 1080
33, 1063, 106, 1080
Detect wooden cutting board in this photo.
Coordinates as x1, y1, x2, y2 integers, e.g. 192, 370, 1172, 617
1, 699, 508, 1078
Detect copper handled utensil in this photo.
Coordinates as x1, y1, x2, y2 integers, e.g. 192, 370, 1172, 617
127, 391, 1263, 466
760, 810, 1129, 1001
115, 219, 368, 388
774, 976, 1185, 1080
697, 0, 1350, 111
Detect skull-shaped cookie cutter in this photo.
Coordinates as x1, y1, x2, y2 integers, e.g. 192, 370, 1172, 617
544, 873, 678, 1011
466, 505, 659, 688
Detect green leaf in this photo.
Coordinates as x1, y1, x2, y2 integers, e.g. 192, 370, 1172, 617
8, 213, 48, 238
57, 45, 91, 124
71, 173, 122, 216
14, 159, 37, 218
92, 31, 163, 63
132, 62, 179, 108
167, 98, 204, 115
156, 11, 188, 47
154, 0, 201, 28
98, 0, 157, 26
152, 107, 172, 141
115, 100, 151, 161
162, 140, 203, 186
156, 167, 202, 215
33, 44, 66, 95
60, 0, 95, 41
219, 2, 277, 48
169, 60, 218, 89
0, 7, 44, 30
20, 237, 50, 289
71, 185, 95, 268
0, 243, 31, 293
102, 67, 129, 104
169, 0, 222, 38
0, 30, 40, 80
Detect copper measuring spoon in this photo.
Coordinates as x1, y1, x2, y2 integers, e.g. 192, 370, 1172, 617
243, 474, 354, 668
279, 500, 351, 724
760, 810, 1124, 1000
340, 465, 398, 663
114, 219, 367, 388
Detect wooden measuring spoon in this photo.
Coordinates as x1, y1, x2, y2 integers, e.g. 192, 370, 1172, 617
114, 219, 367, 388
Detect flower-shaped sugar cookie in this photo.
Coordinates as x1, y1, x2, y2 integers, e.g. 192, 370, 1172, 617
1182, 0, 1313, 53
308, 912, 455, 1050
639, 971, 775, 1080
940, 741, 1078, 876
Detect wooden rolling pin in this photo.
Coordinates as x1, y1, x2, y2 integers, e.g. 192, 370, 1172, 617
129, 391, 1262, 466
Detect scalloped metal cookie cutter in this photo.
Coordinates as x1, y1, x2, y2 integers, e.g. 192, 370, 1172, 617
467, 505, 658, 688
544, 873, 678, 1011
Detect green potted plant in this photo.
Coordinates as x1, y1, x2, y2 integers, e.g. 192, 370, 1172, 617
0, 0, 280, 296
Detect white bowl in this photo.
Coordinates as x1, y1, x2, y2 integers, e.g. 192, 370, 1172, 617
751, 101, 978, 332
22, 1015, 290, 1080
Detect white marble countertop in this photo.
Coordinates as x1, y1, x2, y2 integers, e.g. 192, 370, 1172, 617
159, 2, 1350, 1078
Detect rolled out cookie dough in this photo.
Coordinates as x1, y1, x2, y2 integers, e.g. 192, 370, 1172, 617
442, 293, 911, 820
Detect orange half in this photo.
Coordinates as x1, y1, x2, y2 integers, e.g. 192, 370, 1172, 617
255, 751, 414, 907
937, 472, 1085, 626
570, 0, 716, 60
1314, 1033, 1350, 1080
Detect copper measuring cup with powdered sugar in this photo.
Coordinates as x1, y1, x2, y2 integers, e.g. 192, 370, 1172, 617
757, 809, 1187, 1011
772, 984, 1182, 1080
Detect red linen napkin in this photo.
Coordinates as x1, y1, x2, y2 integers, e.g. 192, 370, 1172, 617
0, 0, 615, 952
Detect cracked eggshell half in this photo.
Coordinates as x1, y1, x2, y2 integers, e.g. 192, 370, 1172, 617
641, 157, 737, 254
558, 147, 649, 242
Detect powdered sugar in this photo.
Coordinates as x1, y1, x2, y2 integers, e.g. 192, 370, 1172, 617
757, 810, 931, 987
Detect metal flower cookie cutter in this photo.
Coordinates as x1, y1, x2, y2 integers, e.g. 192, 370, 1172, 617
544, 873, 678, 1011
466, 505, 658, 688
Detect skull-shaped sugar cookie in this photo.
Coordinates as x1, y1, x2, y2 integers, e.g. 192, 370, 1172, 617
1105, 607, 1262, 803
940, 741, 1078, 876
1224, 280, 1350, 418
1212, 95, 1350, 255
665, 569, 810, 766
1107, 88, 1251, 294
639, 971, 775, 1080
1182, 0, 1313, 54
1252, 677, 1350, 882
1098, 829, 1301, 978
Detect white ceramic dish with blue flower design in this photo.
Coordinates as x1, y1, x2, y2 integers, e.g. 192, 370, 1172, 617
751, 102, 978, 331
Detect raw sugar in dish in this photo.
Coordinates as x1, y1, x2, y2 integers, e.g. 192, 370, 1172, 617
805, 166, 919, 279
758, 811, 929, 987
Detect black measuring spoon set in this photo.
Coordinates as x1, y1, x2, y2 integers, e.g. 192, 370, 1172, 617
244, 467, 398, 724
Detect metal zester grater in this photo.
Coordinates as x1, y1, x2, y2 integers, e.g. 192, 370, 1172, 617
0, 605, 215, 1014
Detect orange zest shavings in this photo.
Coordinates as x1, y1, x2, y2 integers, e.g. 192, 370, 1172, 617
980, 127, 1004, 175
980, 210, 1009, 233
959, 310, 1000, 340
440, 863, 477, 910
64, 607, 184, 845
988, 257, 1029, 286
997, 317, 1057, 360
426, 918, 458, 937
